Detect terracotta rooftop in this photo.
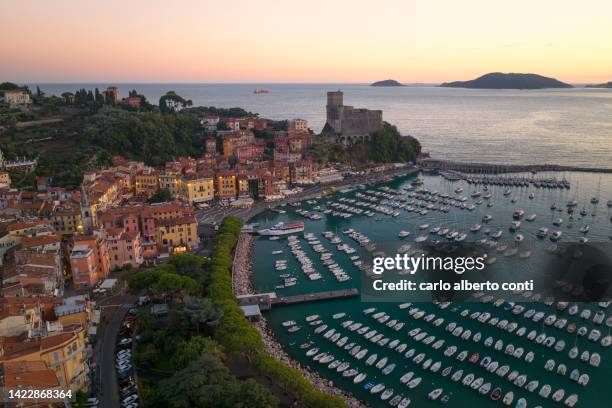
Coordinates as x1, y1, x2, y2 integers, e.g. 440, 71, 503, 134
1, 361, 59, 389
20, 234, 61, 250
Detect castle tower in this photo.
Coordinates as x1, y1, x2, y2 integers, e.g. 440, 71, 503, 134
326, 91, 344, 133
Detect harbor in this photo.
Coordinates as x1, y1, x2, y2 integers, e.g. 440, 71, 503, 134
247, 169, 612, 407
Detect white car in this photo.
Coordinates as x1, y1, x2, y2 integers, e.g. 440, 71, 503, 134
118, 338, 132, 346
122, 394, 139, 405
116, 362, 132, 371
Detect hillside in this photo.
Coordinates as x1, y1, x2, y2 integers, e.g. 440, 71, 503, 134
440, 72, 573, 89
371, 79, 404, 87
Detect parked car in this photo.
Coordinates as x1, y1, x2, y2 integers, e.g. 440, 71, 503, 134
120, 386, 137, 397
116, 361, 132, 369
118, 338, 132, 346
121, 394, 139, 406
84, 397, 99, 407
116, 366, 132, 374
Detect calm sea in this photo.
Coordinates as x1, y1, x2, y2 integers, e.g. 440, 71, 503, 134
251, 172, 612, 408
34, 83, 612, 168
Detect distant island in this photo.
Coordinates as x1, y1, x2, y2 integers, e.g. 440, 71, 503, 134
440, 72, 573, 89
586, 81, 612, 88
371, 79, 404, 87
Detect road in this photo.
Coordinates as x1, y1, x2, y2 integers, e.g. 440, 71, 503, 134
95, 294, 136, 408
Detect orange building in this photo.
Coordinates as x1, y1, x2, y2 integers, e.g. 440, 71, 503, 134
69, 235, 110, 288
215, 172, 237, 200
0, 326, 89, 391
134, 168, 158, 197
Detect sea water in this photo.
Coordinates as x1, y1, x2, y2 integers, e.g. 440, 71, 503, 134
251, 171, 612, 407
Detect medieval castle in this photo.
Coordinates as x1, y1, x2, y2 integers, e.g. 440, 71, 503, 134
325, 91, 383, 144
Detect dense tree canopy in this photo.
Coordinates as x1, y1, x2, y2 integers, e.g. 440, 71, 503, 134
309, 123, 420, 166
148, 188, 173, 204
155, 355, 278, 408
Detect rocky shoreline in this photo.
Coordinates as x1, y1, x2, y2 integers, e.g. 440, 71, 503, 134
232, 232, 369, 408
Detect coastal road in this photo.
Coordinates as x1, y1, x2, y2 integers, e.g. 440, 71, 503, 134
96, 294, 136, 408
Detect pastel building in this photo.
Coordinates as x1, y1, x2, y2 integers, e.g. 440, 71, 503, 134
181, 174, 214, 204
104, 227, 143, 271
69, 235, 110, 288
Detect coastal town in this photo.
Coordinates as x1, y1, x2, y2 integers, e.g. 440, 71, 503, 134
0, 83, 419, 407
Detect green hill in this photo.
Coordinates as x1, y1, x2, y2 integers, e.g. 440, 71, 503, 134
371, 79, 404, 87
440, 72, 572, 89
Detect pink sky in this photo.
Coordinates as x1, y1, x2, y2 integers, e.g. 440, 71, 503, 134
1, 0, 611, 83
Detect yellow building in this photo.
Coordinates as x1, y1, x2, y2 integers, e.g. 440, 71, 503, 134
158, 170, 182, 199
215, 173, 237, 200
155, 215, 199, 252
288, 118, 308, 131
51, 206, 83, 236
181, 175, 214, 204
135, 168, 158, 197
0, 171, 11, 187
0, 327, 89, 391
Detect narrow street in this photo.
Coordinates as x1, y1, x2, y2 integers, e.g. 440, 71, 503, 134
95, 295, 136, 408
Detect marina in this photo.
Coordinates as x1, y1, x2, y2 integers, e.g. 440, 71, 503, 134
249, 170, 612, 407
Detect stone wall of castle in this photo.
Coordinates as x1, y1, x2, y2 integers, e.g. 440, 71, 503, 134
325, 91, 383, 144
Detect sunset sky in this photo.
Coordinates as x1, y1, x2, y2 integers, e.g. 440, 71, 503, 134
2, 0, 611, 83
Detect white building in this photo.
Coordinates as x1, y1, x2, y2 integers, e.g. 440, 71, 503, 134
2, 90, 31, 107
316, 168, 344, 184
289, 118, 308, 131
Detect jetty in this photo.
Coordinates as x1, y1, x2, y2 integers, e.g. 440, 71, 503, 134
274, 288, 359, 305
419, 158, 612, 174
237, 288, 359, 313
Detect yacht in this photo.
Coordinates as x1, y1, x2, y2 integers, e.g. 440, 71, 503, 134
259, 221, 305, 236
428, 388, 443, 400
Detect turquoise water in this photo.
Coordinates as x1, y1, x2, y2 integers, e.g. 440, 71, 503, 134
251, 172, 612, 407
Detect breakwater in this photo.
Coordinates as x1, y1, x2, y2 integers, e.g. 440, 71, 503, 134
419, 158, 612, 174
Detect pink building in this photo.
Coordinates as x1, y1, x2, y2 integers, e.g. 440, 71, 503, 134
104, 227, 144, 270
